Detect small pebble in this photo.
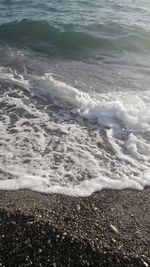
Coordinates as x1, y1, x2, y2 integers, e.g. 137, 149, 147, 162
143, 261, 149, 267
110, 224, 119, 234
76, 204, 81, 211
111, 238, 116, 243
63, 232, 67, 236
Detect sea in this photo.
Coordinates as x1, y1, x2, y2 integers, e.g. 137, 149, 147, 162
0, 0, 150, 196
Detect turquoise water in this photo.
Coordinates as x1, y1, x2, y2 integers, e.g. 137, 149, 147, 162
0, 1, 150, 196
0, 0, 150, 57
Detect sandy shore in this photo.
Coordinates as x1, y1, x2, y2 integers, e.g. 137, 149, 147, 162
0, 189, 149, 267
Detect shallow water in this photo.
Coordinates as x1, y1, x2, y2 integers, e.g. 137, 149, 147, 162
0, 0, 150, 196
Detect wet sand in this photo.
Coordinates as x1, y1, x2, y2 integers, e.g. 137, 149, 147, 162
0, 189, 150, 267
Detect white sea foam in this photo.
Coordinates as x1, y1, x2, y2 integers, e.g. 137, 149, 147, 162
0, 68, 150, 196
31, 73, 150, 132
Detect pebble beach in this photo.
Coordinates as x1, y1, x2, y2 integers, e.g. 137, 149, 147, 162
0, 189, 149, 266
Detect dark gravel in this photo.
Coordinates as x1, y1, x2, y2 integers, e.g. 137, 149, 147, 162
0, 189, 150, 267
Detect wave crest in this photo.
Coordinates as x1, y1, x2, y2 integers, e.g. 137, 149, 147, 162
0, 19, 115, 50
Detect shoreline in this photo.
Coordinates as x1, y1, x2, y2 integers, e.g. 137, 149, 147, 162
0, 189, 150, 266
